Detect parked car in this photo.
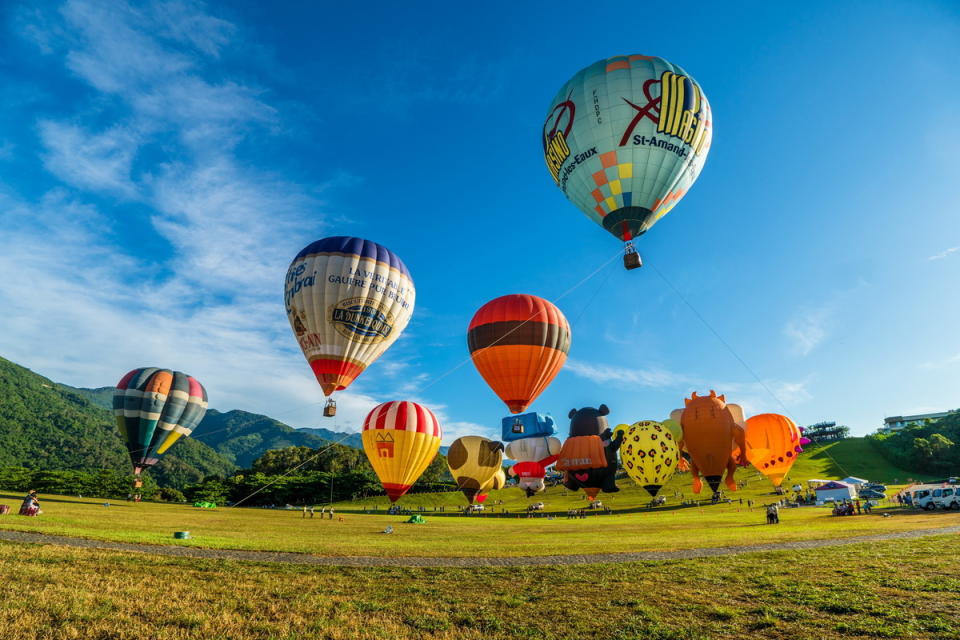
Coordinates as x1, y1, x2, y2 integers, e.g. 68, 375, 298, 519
527, 502, 544, 511
858, 489, 886, 500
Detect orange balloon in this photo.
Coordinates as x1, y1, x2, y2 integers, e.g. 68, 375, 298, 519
467, 294, 570, 413
675, 391, 745, 494
744, 413, 802, 487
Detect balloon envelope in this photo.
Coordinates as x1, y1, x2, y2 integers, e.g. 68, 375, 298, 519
362, 401, 441, 502
113, 368, 208, 475
745, 413, 803, 487
468, 294, 570, 413
543, 55, 712, 243
477, 468, 507, 503
446, 436, 504, 504
616, 421, 680, 496
285, 237, 415, 397
677, 391, 744, 493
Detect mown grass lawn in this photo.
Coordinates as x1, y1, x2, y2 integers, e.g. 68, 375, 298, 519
1, 489, 957, 558
0, 534, 957, 639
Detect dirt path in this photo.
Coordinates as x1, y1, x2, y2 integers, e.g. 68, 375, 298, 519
2, 526, 958, 567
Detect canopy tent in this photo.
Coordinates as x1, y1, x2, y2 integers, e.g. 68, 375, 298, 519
814, 481, 855, 504
842, 476, 869, 486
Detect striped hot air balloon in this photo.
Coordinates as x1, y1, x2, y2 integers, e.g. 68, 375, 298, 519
467, 294, 571, 414
361, 401, 442, 502
285, 236, 415, 416
113, 368, 208, 477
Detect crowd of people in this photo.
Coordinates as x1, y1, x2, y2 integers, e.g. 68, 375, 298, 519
832, 499, 870, 515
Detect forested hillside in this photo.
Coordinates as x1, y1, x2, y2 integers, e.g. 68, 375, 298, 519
869, 411, 960, 477
0, 357, 235, 488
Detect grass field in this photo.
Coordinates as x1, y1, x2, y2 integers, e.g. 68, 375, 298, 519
0, 439, 954, 638
0, 439, 943, 558
3, 491, 960, 558
0, 534, 957, 639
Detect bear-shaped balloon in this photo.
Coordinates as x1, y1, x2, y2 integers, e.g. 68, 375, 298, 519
556, 404, 623, 498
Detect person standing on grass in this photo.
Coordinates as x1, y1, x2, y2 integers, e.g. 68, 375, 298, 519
328, 507, 334, 520
302, 505, 307, 519
309, 505, 315, 518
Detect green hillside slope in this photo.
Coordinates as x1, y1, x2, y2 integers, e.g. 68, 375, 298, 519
63, 386, 344, 468
0, 357, 235, 488
189, 410, 333, 468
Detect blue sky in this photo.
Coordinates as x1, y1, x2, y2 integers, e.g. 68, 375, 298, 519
0, 0, 958, 442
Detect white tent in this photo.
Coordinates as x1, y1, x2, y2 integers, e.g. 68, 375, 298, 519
815, 481, 855, 504
842, 476, 869, 486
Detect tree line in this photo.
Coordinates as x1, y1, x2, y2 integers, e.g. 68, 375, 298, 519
869, 411, 960, 475
0, 444, 453, 505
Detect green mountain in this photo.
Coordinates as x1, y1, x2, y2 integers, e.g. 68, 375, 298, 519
63, 384, 350, 466
298, 426, 363, 450
0, 357, 235, 488
189, 409, 334, 468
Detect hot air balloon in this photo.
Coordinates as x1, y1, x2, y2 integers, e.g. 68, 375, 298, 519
557, 405, 623, 499
361, 401, 441, 502
113, 368, 208, 482
468, 294, 570, 414
477, 468, 506, 504
662, 417, 689, 471
285, 237, 415, 417
543, 55, 712, 269
503, 412, 561, 497
745, 413, 805, 487
614, 421, 680, 497
446, 436, 504, 504
671, 391, 745, 495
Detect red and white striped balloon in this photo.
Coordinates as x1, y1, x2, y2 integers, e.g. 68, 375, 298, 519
361, 401, 442, 502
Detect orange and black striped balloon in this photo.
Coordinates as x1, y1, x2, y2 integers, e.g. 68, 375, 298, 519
467, 294, 571, 414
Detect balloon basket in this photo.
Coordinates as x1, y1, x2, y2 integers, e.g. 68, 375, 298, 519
623, 243, 642, 270
173, 531, 191, 540
323, 399, 337, 417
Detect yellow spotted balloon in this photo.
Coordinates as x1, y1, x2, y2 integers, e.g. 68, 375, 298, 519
614, 421, 680, 497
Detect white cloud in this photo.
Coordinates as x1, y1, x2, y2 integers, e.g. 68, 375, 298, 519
784, 311, 828, 356
929, 247, 959, 261
920, 352, 960, 369
564, 359, 691, 389
38, 122, 140, 196
0, 0, 474, 443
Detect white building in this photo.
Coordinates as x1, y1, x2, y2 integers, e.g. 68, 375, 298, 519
878, 411, 952, 434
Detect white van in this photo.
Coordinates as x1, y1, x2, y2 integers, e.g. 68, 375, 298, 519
910, 484, 959, 510
910, 485, 938, 510
932, 486, 960, 510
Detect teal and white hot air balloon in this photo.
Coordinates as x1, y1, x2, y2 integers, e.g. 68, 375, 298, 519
543, 55, 713, 269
